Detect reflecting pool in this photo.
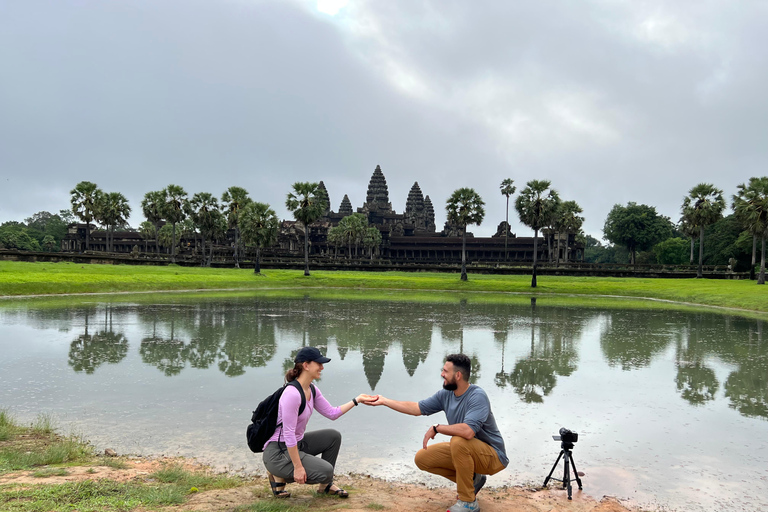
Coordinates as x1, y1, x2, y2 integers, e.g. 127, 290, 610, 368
1, 294, 766, 511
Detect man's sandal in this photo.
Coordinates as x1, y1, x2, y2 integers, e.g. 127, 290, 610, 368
267, 472, 291, 498
322, 483, 349, 498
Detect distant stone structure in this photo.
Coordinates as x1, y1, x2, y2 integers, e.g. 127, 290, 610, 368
59, 164, 583, 264
338, 195, 353, 216
274, 164, 584, 264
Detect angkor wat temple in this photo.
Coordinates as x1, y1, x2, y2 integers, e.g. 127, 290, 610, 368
59, 165, 583, 264
276, 165, 584, 264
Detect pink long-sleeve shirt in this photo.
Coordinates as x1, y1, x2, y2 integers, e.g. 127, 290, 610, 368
263, 384, 342, 449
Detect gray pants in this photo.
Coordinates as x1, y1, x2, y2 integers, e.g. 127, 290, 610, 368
262, 429, 342, 485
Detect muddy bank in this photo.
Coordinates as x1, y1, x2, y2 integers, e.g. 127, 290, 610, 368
0, 455, 647, 512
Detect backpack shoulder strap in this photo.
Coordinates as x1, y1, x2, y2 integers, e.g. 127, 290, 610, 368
287, 380, 309, 416
310, 383, 316, 400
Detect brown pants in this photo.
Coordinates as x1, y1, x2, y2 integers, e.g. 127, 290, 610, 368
414, 437, 506, 502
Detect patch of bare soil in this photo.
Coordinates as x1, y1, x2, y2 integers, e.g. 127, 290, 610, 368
0, 457, 642, 512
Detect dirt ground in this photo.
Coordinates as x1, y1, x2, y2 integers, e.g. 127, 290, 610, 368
0, 456, 644, 512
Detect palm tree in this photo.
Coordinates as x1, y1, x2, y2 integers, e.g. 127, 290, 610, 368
364, 226, 382, 260
553, 200, 584, 265
681, 183, 726, 278
141, 190, 165, 254
337, 213, 367, 258
70, 181, 101, 252
327, 226, 343, 259
138, 221, 155, 254
161, 185, 188, 263
515, 180, 561, 287
499, 178, 516, 261
221, 186, 252, 268
186, 192, 220, 266
733, 177, 768, 284
285, 182, 327, 276
240, 201, 279, 274
446, 188, 485, 281
678, 215, 698, 266
96, 192, 131, 252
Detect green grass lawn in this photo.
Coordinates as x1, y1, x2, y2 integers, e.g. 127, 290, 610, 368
1, 261, 767, 313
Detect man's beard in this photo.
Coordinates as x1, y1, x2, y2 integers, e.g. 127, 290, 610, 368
443, 379, 458, 391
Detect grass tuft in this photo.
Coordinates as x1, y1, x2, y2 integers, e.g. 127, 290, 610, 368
0, 409, 16, 428
31, 468, 69, 478
149, 463, 243, 491
0, 437, 92, 472
150, 463, 188, 483
30, 413, 55, 436
100, 457, 129, 469
234, 501, 312, 512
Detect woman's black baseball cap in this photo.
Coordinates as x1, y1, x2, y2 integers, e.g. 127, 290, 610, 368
294, 346, 331, 364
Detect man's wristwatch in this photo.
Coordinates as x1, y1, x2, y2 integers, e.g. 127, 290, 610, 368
433, 424, 439, 435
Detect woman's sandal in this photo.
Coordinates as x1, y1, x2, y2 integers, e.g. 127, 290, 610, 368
267, 472, 291, 498
321, 483, 349, 498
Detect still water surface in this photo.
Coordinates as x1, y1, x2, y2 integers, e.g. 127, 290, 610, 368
1, 294, 767, 511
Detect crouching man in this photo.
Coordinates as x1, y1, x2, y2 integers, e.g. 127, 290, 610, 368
367, 353, 508, 512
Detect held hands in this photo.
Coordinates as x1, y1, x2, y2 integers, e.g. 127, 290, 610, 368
355, 394, 378, 405
365, 394, 387, 406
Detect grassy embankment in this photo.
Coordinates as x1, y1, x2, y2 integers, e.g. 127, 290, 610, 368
0, 409, 355, 512
1, 260, 768, 314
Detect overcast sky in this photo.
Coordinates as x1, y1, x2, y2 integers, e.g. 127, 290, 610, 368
1, 0, 766, 240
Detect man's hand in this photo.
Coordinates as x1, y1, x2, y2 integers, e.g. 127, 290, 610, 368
423, 425, 437, 449
293, 465, 307, 484
366, 395, 387, 406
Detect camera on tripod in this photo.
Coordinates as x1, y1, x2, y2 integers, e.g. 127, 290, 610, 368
543, 427, 582, 500
552, 427, 578, 443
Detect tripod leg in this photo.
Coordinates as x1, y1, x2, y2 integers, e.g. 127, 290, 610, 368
543, 451, 564, 487
563, 451, 572, 499
569, 453, 583, 490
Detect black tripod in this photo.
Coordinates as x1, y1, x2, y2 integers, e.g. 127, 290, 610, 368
543, 438, 582, 500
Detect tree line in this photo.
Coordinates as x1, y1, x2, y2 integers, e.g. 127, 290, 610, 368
596, 179, 768, 283
2, 176, 766, 284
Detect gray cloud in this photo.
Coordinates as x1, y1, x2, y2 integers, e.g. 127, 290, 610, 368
1, 0, 766, 239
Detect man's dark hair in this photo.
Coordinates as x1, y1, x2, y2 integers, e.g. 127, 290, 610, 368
446, 353, 471, 381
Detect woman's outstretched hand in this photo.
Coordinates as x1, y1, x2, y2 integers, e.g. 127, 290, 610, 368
356, 394, 378, 405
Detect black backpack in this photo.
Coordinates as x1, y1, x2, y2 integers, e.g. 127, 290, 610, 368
246, 380, 316, 453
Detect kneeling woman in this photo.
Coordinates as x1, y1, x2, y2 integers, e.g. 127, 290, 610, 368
262, 346, 373, 498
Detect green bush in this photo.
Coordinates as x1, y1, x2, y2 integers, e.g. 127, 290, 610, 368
653, 237, 690, 265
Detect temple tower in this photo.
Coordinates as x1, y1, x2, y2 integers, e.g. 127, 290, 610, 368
360, 165, 393, 213
405, 182, 427, 231
317, 181, 331, 215
424, 195, 436, 232
338, 194, 353, 216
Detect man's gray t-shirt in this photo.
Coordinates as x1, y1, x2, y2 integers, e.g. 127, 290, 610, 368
418, 385, 509, 467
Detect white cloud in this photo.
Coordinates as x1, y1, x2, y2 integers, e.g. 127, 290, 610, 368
317, 0, 348, 16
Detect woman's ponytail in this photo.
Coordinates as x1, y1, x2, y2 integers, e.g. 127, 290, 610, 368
285, 362, 303, 382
